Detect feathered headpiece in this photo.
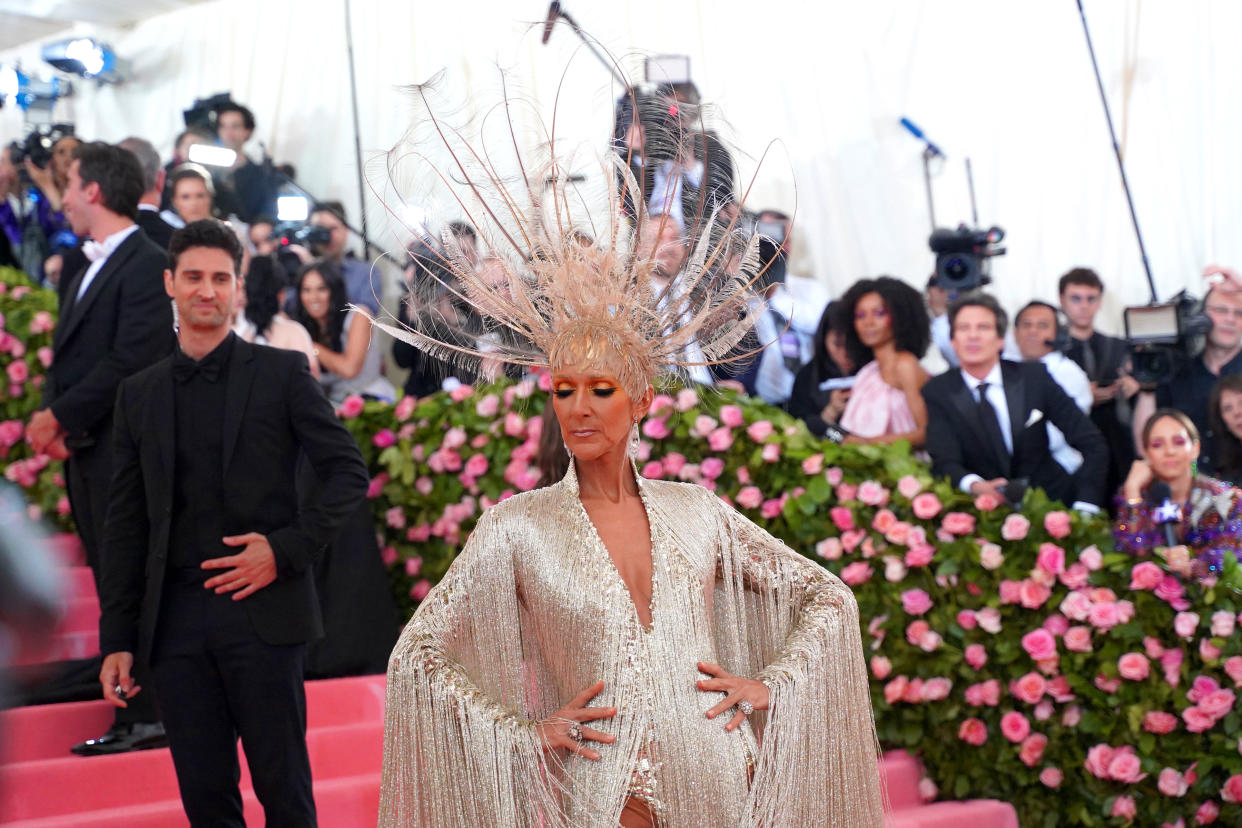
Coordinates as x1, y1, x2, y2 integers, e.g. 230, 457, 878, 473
363, 70, 779, 399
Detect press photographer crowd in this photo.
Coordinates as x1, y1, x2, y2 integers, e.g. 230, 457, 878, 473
3, 73, 1241, 824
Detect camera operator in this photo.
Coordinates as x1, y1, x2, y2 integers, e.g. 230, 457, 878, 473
1132, 267, 1242, 475
287, 201, 382, 315
1014, 301, 1092, 474
1, 139, 77, 284
214, 102, 280, 223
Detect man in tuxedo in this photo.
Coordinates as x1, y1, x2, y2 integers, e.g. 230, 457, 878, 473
98, 219, 368, 826
118, 137, 178, 250
922, 293, 1106, 511
27, 141, 175, 753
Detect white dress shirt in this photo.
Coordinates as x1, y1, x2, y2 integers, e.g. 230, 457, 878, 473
76, 224, 140, 301
755, 275, 831, 405
1039, 351, 1092, 473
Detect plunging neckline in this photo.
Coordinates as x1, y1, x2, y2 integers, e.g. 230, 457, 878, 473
569, 461, 658, 633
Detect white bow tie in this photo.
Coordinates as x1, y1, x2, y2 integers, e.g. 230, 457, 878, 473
82, 240, 107, 263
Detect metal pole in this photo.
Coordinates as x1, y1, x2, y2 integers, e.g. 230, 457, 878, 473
343, 0, 371, 258
1076, 0, 1158, 303
921, 147, 937, 233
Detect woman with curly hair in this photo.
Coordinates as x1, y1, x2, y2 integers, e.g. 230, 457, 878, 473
838, 276, 931, 447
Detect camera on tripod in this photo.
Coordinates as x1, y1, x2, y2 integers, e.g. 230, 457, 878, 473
7, 123, 74, 171
1123, 292, 1210, 387
928, 224, 1006, 293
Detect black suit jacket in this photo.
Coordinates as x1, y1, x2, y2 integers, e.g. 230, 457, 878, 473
136, 208, 176, 250
99, 339, 370, 664
45, 228, 174, 444
922, 360, 1107, 506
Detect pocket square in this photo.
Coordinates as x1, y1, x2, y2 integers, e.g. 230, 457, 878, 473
1024, 409, 1044, 428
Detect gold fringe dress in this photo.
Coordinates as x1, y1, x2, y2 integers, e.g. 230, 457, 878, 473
379, 462, 886, 826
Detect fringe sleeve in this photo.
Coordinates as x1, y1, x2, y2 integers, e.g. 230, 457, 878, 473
713, 497, 888, 827
379, 508, 564, 827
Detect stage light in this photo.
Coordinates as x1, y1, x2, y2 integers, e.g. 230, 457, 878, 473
277, 196, 310, 222
187, 144, 237, 167
0, 65, 70, 113
42, 38, 123, 81
0, 66, 17, 100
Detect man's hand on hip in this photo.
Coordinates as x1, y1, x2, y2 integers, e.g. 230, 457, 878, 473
101, 652, 140, 708
27, 408, 61, 454
202, 533, 278, 600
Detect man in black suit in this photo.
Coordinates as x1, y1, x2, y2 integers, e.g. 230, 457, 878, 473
98, 219, 369, 826
27, 141, 175, 753
922, 293, 1106, 511
118, 137, 178, 250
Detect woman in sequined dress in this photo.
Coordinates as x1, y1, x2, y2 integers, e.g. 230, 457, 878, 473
1114, 408, 1242, 576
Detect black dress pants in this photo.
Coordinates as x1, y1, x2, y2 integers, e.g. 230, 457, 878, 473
152, 577, 316, 827
67, 445, 159, 725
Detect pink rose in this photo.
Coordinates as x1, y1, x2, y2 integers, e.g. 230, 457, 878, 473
1212, 610, 1236, 638
1143, 711, 1178, 734
1019, 733, 1048, 767
871, 508, 898, 533
465, 453, 489, 477
1085, 744, 1115, 778
917, 776, 938, 802
707, 426, 734, 452
1108, 751, 1145, 784
1188, 676, 1221, 704
403, 556, 423, 577
410, 579, 432, 601
642, 418, 671, 440
1118, 653, 1150, 681
1175, 612, 1200, 639
1111, 795, 1136, 821
1144, 636, 1165, 659
372, 428, 397, 448
829, 506, 855, 531
718, 404, 744, 428
816, 538, 843, 560
897, 474, 923, 499
699, 457, 725, 479
905, 545, 934, 567
736, 486, 763, 509
1088, 602, 1122, 630
647, 394, 674, 415
870, 655, 892, 679
675, 387, 699, 411
941, 512, 976, 535
760, 498, 784, 519
1040, 767, 1063, 788
825, 466, 843, 485
977, 607, 1002, 634
922, 677, 953, 701
858, 481, 888, 506
1019, 580, 1053, 610
394, 394, 418, 422
883, 675, 909, 705
1202, 638, 1223, 661
884, 557, 908, 583
1000, 711, 1030, 743
1156, 575, 1188, 609
5, 361, 27, 384
801, 453, 824, 475
911, 492, 942, 520
338, 394, 365, 418
1059, 563, 1091, 590
1036, 543, 1066, 575
1000, 579, 1022, 604
1022, 629, 1058, 661
1095, 675, 1122, 693
1224, 656, 1242, 687
1011, 671, 1047, 704
1199, 689, 1236, 719
1079, 545, 1103, 570
957, 609, 978, 630
662, 452, 686, 476
385, 506, 406, 529
1001, 513, 1030, 541
366, 473, 389, 499
1222, 774, 1242, 803
901, 588, 933, 616
1034, 700, 1054, 721
1162, 649, 1184, 687
1183, 707, 1216, 733
1047, 676, 1075, 703
443, 426, 467, 449
840, 562, 874, 586
958, 717, 988, 745
836, 483, 859, 502
1061, 705, 1082, 727
964, 644, 988, 671
1043, 510, 1072, 539
1060, 590, 1091, 621
1130, 561, 1165, 591
761, 443, 781, 463
36, 346, 52, 368
1063, 626, 1093, 653
475, 393, 500, 417
640, 461, 664, 479
905, 620, 930, 646
1043, 614, 1069, 636
449, 384, 473, 402
974, 492, 1000, 512
746, 420, 774, 442
1198, 800, 1220, 824
979, 542, 1004, 570
1159, 767, 1189, 798
964, 679, 1000, 707
841, 530, 865, 552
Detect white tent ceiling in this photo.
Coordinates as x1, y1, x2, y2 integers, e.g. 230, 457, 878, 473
0, 1, 210, 50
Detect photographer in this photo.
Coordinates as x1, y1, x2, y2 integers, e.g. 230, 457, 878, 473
214, 102, 280, 222
287, 201, 382, 315
1, 137, 78, 283
1132, 268, 1242, 475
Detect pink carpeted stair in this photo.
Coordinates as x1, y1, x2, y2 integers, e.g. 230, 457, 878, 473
0, 554, 1018, 827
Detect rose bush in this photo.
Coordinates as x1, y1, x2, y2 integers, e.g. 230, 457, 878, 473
8, 266, 1240, 826
0, 268, 70, 531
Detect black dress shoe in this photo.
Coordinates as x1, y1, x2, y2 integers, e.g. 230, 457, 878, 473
71, 722, 168, 756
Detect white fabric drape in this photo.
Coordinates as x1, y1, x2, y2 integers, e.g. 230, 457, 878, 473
2, 0, 1240, 334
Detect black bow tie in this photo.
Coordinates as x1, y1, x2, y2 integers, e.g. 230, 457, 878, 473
172, 353, 222, 384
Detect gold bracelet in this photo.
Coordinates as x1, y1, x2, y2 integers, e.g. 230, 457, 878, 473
1125, 497, 1143, 506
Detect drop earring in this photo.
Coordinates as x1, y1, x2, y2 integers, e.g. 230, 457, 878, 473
629, 420, 641, 458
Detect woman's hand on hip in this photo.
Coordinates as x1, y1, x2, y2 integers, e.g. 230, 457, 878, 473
697, 662, 769, 732
536, 679, 616, 760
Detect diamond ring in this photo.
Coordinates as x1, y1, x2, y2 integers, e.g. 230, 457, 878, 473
738, 700, 754, 716
567, 722, 583, 742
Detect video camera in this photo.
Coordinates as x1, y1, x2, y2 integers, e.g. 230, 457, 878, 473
7, 123, 74, 170
1123, 292, 1211, 387
928, 224, 1006, 293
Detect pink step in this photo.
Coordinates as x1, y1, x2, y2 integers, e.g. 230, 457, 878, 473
48, 535, 85, 568
305, 675, 386, 729
890, 800, 1019, 827
1, 772, 380, 828
13, 629, 99, 667
64, 567, 96, 601
880, 749, 923, 809
56, 595, 100, 635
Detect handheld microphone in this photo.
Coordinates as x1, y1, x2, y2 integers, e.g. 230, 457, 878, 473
1148, 480, 1182, 548
541, 1, 561, 45
899, 117, 945, 158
